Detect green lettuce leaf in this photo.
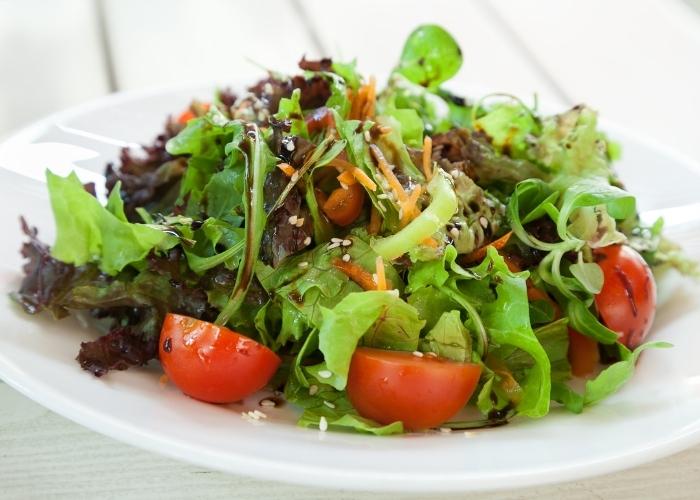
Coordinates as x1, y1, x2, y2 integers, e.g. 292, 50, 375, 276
396, 24, 462, 88
47, 171, 177, 275
419, 310, 472, 361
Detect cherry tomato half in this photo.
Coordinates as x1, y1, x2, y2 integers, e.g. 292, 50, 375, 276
159, 313, 281, 404
346, 347, 482, 430
322, 182, 365, 226
594, 245, 656, 349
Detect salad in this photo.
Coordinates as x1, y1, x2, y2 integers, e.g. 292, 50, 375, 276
13, 25, 695, 434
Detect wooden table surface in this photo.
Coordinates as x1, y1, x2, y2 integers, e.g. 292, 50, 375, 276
1, 1, 700, 498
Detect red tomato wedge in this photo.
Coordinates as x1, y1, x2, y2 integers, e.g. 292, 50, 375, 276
568, 328, 600, 377
346, 347, 482, 430
159, 314, 281, 404
594, 245, 656, 349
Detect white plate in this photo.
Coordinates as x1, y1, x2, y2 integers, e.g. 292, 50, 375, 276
1, 84, 700, 493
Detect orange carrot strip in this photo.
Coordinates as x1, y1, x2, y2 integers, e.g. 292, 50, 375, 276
351, 168, 377, 191
332, 258, 377, 291
277, 162, 296, 177
368, 206, 382, 235
461, 231, 513, 265
370, 144, 407, 203
337, 169, 357, 186
375, 255, 387, 291
422, 136, 433, 181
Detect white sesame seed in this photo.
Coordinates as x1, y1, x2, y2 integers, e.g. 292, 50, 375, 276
290, 171, 300, 183
308, 384, 319, 396
285, 140, 296, 152
341, 239, 352, 247
364, 130, 371, 142
288, 215, 298, 225
327, 242, 341, 250
412, 351, 424, 358
259, 399, 276, 408
323, 400, 336, 409
298, 261, 309, 269
479, 216, 488, 228
425, 352, 438, 358
331, 238, 343, 243
254, 410, 267, 419
450, 169, 461, 178
388, 289, 400, 297
263, 82, 273, 94
342, 253, 351, 262
464, 431, 475, 438
439, 427, 452, 434
398, 208, 404, 220
449, 227, 460, 240
319, 416, 328, 432
295, 217, 305, 227
303, 236, 312, 246
318, 370, 332, 379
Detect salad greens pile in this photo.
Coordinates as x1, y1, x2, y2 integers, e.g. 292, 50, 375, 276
15, 25, 691, 435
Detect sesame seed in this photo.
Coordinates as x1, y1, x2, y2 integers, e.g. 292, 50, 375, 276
412, 351, 424, 358
298, 261, 309, 269
327, 242, 340, 250
290, 171, 300, 183
303, 236, 312, 246
259, 399, 276, 408
285, 140, 296, 152
341, 239, 352, 247
425, 352, 438, 358
331, 238, 343, 243
464, 431, 475, 438
263, 82, 273, 94
342, 253, 351, 262
450, 169, 461, 178
295, 217, 305, 227
323, 400, 336, 409
479, 216, 488, 228
319, 416, 328, 432
364, 130, 371, 143
288, 215, 298, 225
253, 410, 267, 419
439, 427, 452, 434
309, 384, 319, 396
449, 227, 460, 240
318, 370, 332, 379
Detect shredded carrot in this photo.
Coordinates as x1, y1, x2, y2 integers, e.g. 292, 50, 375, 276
375, 255, 387, 291
400, 185, 422, 226
351, 168, 377, 191
421, 237, 438, 248
332, 258, 377, 291
277, 162, 296, 177
461, 231, 513, 265
370, 144, 407, 202
368, 206, 382, 235
422, 136, 433, 181
349, 85, 367, 120
337, 169, 357, 186
328, 158, 357, 171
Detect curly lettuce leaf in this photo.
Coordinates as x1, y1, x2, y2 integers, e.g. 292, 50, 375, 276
47, 171, 177, 275
419, 310, 472, 362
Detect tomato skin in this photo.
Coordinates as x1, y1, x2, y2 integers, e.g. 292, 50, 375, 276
346, 348, 482, 430
305, 106, 335, 134
594, 245, 656, 349
322, 182, 365, 226
568, 328, 599, 377
159, 314, 281, 404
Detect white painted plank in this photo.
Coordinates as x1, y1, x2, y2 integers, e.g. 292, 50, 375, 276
2, 382, 700, 499
489, 0, 700, 164
101, 0, 321, 90
301, 0, 563, 104
0, 0, 110, 137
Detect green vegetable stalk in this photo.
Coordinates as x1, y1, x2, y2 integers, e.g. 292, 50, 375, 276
372, 169, 458, 260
